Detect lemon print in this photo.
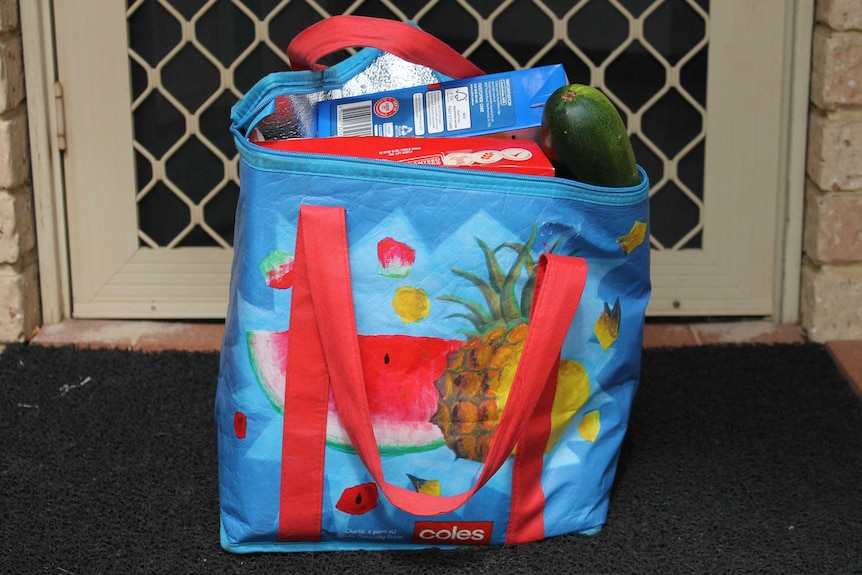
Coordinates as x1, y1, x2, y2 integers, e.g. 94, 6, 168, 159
547, 360, 591, 452
579, 410, 601, 442
392, 287, 430, 324
501, 357, 591, 454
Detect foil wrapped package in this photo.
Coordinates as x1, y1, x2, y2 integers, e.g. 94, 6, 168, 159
248, 52, 444, 142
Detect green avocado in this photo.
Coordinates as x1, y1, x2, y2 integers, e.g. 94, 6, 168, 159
541, 84, 640, 188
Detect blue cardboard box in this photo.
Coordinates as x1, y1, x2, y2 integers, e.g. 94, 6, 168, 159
315, 64, 568, 142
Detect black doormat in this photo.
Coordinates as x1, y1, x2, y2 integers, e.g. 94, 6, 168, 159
1, 343, 860, 574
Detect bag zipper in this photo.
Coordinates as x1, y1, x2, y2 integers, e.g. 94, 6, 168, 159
233, 132, 649, 207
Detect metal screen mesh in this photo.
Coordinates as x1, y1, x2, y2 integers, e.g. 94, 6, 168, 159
127, 0, 708, 250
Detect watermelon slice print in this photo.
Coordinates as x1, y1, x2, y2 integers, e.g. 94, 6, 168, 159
335, 483, 379, 515
247, 331, 463, 455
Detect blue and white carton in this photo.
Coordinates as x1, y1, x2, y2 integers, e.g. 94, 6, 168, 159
315, 64, 568, 142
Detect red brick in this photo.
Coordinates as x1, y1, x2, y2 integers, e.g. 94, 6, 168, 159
810, 26, 862, 109
816, 0, 862, 31
804, 182, 862, 263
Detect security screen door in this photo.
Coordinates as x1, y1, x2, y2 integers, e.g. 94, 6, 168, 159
52, 0, 793, 318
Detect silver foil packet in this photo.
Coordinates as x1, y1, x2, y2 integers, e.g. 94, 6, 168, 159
250, 52, 443, 142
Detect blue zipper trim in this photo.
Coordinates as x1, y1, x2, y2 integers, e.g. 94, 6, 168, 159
231, 47, 387, 127
233, 132, 649, 207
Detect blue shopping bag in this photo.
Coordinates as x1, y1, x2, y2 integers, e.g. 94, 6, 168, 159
216, 16, 651, 553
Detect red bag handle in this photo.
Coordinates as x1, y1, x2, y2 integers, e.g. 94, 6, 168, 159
287, 15, 485, 79
288, 205, 587, 518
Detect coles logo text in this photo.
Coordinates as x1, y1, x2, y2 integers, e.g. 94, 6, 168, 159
412, 521, 493, 545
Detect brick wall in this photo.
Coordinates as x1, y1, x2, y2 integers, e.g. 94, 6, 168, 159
0, 0, 38, 344
802, 0, 862, 341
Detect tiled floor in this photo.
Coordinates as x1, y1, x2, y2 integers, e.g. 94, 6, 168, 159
826, 340, 862, 398
24, 319, 862, 397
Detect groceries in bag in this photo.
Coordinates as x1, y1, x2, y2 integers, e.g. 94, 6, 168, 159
315, 65, 567, 142
246, 62, 640, 188
255, 135, 555, 176
540, 84, 640, 188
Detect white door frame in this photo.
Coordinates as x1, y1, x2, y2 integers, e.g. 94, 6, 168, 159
644, 1, 813, 319
20, 0, 70, 324
21, 0, 814, 323
777, 1, 815, 323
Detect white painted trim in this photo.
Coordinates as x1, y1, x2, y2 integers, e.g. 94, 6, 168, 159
69, 248, 233, 319
775, 0, 814, 324
20, 0, 71, 323
53, 1, 140, 311
646, 1, 792, 317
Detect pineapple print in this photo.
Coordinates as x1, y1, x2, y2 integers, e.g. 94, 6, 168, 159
432, 228, 591, 462
432, 229, 539, 462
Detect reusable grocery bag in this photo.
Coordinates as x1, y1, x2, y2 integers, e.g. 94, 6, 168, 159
216, 16, 651, 553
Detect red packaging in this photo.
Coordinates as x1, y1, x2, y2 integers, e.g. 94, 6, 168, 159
255, 136, 555, 177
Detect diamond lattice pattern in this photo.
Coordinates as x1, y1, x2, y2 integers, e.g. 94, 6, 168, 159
127, 0, 709, 250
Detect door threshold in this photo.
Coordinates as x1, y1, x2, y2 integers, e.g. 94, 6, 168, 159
29, 319, 225, 352
28, 318, 807, 353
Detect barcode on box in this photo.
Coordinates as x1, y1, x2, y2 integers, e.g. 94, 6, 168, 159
336, 101, 373, 136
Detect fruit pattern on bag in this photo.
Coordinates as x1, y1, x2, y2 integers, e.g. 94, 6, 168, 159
241, 213, 647, 518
